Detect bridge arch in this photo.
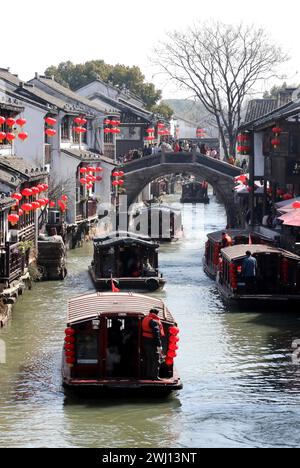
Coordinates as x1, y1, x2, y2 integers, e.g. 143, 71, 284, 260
121, 152, 242, 227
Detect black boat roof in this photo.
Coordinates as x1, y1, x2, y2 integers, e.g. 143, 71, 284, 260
67, 292, 174, 325
133, 204, 182, 214
221, 244, 300, 262
93, 231, 159, 248
207, 229, 273, 243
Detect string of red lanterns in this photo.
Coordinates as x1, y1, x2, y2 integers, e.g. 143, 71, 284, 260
104, 118, 121, 135
0, 115, 29, 142
45, 116, 57, 137
271, 126, 283, 150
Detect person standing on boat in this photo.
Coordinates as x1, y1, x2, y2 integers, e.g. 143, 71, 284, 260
242, 251, 257, 293
221, 232, 233, 248
142, 308, 165, 380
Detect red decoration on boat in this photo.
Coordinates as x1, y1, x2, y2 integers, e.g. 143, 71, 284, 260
18, 132, 28, 141
165, 358, 174, 367
8, 214, 20, 225
45, 128, 57, 137
16, 118, 27, 127
45, 117, 57, 126
6, 133, 16, 141
169, 326, 180, 336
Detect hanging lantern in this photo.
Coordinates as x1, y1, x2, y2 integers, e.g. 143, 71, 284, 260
74, 126, 87, 134
45, 128, 57, 137
8, 214, 20, 225
31, 187, 39, 196
45, 117, 57, 126
272, 127, 283, 135
111, 127, 120, 134
146, 128, 155, 133
12, 193, 22, 202
79, 167, 88, 174
39, 199, 46, 206
80, 178, 87, 185
95, 167, 103, 173
118, 171, 125, 177
158, 131, 165, 135
37, 184, 45, 192
49, 201, 56, 208
43, 184, 49, 191
169, 326, 180, 336
0, 132, 6, 141
18, 132, 29, 141
104, 128, 111, 134
271, 138, 280, 149
112, 180, 120, 187
74, 117, 83, 125
0, 116, 5, 125
87, 166, 94, 172
80, 118, 87, 126
113, 171, 120, 177
16, 118, 27, 127
86, 183, 93, 189
18, 209, 24, 216
157, 123, 165, 128
21, 188, 33, 197
118, 179, 125, 186
6, 118, 16, 127
104, 119, 111, 125
58, 200, 66, 212
115, 120, 121, 126
21, 203, 33, 212
146, 136, 155, 141
61, 195, 68, 202
165, 358, 174, 367
31, 201, 40, 210
6, 133, 16, 142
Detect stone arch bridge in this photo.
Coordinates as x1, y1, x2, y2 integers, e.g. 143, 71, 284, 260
121, 152, 242, 226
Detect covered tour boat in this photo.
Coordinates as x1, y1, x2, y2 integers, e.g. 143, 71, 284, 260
129, 205, 183, 242
203, 229, 278, 279
62, 292, 183, 396
216, 244, 300, 307
180, 181, 210, 204
89, 232, 166, 292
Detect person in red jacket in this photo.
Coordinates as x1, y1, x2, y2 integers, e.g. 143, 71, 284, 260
142, 308, 165, 380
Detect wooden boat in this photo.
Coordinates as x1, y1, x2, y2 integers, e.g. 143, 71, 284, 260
129, 205, 183, 242
216, 244, 300, 308
180, 181, 210, 204
203, 229, 278, 280
62, 292, 183, 396
89, 232, 166, 292
37, 235, 67, 280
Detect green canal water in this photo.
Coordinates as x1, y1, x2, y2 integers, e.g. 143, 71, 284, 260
0, 197, 300, 448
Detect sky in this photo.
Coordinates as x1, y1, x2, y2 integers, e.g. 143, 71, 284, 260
2, 0, 300, 99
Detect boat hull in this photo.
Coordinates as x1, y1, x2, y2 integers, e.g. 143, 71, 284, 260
89, 267, 166, 292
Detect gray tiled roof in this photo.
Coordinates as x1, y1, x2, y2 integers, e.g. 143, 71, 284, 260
61, 148, 114, 165
0, 156, 47, 181
241, 99, 300, 130
0, 194, 15, 208
244, 99, 278, 124
33, 77, 119, 115
0, 168, 20, 188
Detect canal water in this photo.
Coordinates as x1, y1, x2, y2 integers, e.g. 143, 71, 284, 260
0, 196, 300, 448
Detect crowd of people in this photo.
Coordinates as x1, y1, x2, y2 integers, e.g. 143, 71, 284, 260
117, 139, 220, 164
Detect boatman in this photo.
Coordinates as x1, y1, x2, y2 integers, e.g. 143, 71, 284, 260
221, 232, 233, 248
242, 251, 257, 293
142, 308, 165, 380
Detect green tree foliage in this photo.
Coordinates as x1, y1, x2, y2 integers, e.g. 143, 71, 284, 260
44, 60, 173, 118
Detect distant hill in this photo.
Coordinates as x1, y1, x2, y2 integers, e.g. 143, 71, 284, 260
162, 99, 218, 137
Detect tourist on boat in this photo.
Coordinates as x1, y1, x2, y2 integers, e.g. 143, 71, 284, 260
241, 251, 257, 293
142, 308, 165, 380
221, 232, 233, 248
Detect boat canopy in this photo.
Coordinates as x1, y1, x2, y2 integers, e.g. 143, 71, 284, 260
93, 231, 159, 249
221, 244, 300, 262
67, 292, 174, 325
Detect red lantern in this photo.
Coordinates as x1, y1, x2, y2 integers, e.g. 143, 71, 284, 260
8, 214, 20, 225
18, 209, 24, 216
37, 184, 45, 192
96, 176, 103, 182
104, 128, 112, 134
39, 199, 46, 206
104, 119, 111, 125
113, 171, 120, 177
95, 167, 103, 173
169, 326, 180, 336
112, 180, 120, 187
61, 195, 68, 201
169, 335, 179, 344
43, 184, 49, 191
115, 120, 121, 126
6, 133, 16, 142
21, 203, 33, 212
146, 128, 155, 133
6, 118, 16, 127
118, 171, 125, 177
16, 118, 27, 127
0, 132, 6, 141
272, 127, 283, 134
80, 118, 87, 126
12, 193, 22, 201
31, 187, 39, 195
74, 117, 83, 125
49, 201, 56, 208
118, 179, 124, 186
21, 188, 33, 197
79, 167, 88, 174
31, 201, 40, 210
86, 183, 93, 189
271, 138, 280, 148
80, 178, 87, 185
18, 132, 29, 141
110, 120, 117, 126
0, 116, 5, 125
167, 350, 177, 359
45, 128, 56, 137
45, 117, 57, 126
65, 336, 75, 344
74, 126, 87, 134
87, 166, 94, 172
158, 131, 165, 135
169, 343, 178, 352
157, 123, 165, 128
58, 201, 66, 211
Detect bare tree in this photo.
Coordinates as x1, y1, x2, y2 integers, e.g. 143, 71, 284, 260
154, 22, 288, 158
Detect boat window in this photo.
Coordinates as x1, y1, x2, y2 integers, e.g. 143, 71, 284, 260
76, 334, 98, 365
106, 317, 139, 378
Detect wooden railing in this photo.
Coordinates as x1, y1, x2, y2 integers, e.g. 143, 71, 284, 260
0, 242, 25, 285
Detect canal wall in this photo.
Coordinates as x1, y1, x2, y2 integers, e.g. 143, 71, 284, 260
0, 271, 31, 327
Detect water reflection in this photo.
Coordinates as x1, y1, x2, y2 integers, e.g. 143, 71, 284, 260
0, 196, 300, 447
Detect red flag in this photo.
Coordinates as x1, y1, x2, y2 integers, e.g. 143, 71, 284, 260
111, 279, 120, 293
249, 234, 253, 245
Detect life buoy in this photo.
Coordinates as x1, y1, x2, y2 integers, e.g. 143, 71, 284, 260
146, 278, 160, 291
